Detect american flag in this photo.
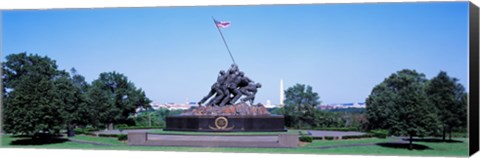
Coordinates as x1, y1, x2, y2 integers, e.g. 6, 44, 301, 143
214, 20, 231, 28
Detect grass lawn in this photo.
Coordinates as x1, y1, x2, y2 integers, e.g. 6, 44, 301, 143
72, 135, 126, 145
312, 138, 469, 157
0, 134, 469, 157
305, 137, 393, 147
148, 129, 301, 135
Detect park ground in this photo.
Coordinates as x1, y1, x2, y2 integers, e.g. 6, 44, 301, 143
0, 129, 469, 157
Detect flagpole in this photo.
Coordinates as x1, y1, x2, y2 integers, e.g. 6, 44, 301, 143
212, 17, 236, 65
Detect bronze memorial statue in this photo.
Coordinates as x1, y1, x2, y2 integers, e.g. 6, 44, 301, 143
165, 62, 284, 132
198, 64, 261, 107
177, 63, 269, 116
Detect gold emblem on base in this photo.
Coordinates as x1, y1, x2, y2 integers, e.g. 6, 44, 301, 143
209, 116, 234, 131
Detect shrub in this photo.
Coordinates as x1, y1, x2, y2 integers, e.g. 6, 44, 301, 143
118, 134, 128, 141
299, 136, 313, 142
116, 124, 129, 130
370, 130, 388, 138
74, 127, 99, 135
298, 130, 310, 136
121, 126, 164, 130
74, 128, 85, 135
84, 127, 99, 132
342, 134, 373, 139
98, 134, 120, 137
451, 132, 468, 138
312, 136, 323, 140
324, 136, 336, 140
313, 127, 358, 131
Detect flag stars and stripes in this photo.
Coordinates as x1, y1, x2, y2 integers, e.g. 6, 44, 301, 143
215, 20, 231, 28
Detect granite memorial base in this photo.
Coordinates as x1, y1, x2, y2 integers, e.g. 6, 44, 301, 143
128, 132, 299, 148
165, 115, 286, 132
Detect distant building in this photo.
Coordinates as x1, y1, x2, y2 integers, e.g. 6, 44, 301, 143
140, 97, 288, 112
317, 102, 366, 110
149, 103, 168, 110
264, 99, 279, 108
137, 102, 198, 112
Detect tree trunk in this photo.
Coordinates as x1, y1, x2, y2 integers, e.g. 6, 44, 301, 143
67, 123, 75, 137
448, 126, 452, 140
442, 125, 446, 141
409, 135, 413, 150
108, 123, 114, 130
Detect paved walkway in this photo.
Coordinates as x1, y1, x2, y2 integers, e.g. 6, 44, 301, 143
94, 129, 366, 138
147, 134, 278, 142
94, 129, 152, 135
68, 138, 114, 146
71, 130, 410, 149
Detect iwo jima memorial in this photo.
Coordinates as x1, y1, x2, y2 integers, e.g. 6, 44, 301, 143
165, 64, 285, 132
128, 18, 295, 148
165, 18, 285, 132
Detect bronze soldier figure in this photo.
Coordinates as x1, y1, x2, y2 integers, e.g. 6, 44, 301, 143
198, 70, 227, 106
219, 67, 240, 106
240, 82, 262, 105
228, 71, 248, 105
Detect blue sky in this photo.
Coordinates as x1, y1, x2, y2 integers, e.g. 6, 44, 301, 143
1, 2, 469, 105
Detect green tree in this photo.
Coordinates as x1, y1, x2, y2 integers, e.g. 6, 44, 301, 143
53, 69, 92, 137
366, 69, 439, 150
282, 83, 321, 128
67, 68, 96, 128
2, 53, 64, 136
426, 71, 467, 141
134, 108, 183, 127
134, 110, 163, 127
312, 110, 346, 128
88, 71, 151, 129
86, 81, 111, 128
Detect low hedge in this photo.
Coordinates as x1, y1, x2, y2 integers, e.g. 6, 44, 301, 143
312, 127, 359, 131
451, 132, 468, 138
119, 126, 164, 130
312, 136, 323, 140
74, 127, 100, 135
342, 134, 373, 139
116, 124, 129, 130
324, 136, 338, 140
118, 134, 128, 141
299, 136, 313, 142
74, 128, 86, 135
84, 127, 99, 132
370, 130, 388, 138
98, 134, 120, 138
298, 130, 310, 136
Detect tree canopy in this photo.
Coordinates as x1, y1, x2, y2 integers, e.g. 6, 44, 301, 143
2, 52, 152, 136
426, 71, 467, 140
2, 53, 64, 135
88, 71, 151, 129
281, 83, 321, 128
366, 69, 439, 149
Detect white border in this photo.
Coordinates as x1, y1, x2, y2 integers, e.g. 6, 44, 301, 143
0, 148, 446, 158
0, 0, 470, 10
0, 0, 477, 158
